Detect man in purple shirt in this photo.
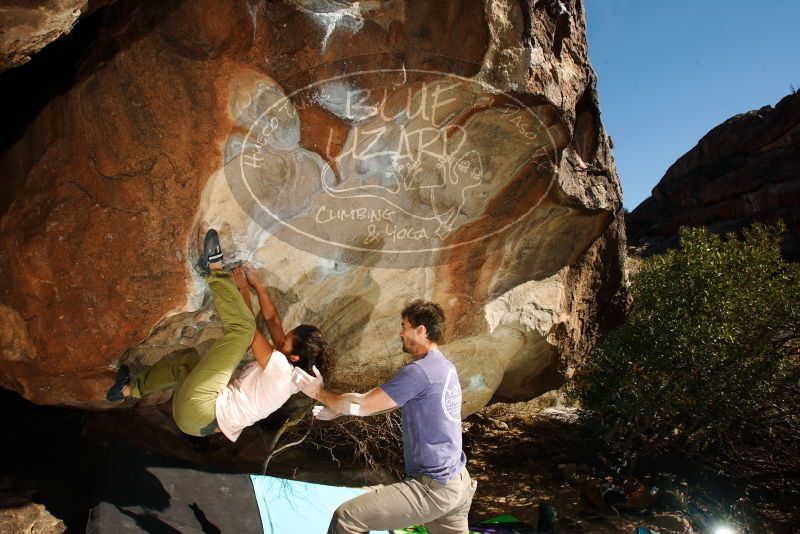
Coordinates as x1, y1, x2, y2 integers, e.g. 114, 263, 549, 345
292, 300, 475, 533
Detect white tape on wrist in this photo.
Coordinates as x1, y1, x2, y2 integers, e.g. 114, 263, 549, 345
348, 403, 361, 416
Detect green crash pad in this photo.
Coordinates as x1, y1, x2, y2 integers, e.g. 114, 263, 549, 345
392, 513, 539, 533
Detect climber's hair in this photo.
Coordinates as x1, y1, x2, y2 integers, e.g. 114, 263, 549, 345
291, 324, 334, 378
401, 300, 445, 343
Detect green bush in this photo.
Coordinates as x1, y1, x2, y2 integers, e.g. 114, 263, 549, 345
572, 223, 800, 475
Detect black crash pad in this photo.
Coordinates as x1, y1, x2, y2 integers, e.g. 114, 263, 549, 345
86, 445, 262, 534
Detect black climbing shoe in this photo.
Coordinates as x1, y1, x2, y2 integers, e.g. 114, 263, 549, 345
106, 365, 131, 402
200, 228, 224, 273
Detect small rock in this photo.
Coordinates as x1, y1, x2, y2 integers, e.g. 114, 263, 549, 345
180, 326, 197, 338
574, 473, 589, 484
540, 407, 579, 422
648, 511, 695, 533
561, 463, 577, 481
0, 502, 65, 534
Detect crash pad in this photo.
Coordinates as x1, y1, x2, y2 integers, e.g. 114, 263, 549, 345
250, 474, 379, 534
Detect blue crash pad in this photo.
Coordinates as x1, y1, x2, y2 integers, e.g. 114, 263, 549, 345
250, 475, 381, 534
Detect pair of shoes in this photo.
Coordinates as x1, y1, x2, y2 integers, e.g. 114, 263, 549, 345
106, 365, 131, 402
199, 229, 224, 274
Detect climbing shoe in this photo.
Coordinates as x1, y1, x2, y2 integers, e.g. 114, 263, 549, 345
106, 365, 131, 402
200, 228, 224, 273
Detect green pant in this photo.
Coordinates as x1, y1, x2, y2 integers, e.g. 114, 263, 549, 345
129, 270, 256, 436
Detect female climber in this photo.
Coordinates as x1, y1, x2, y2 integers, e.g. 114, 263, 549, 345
105, 229, 334, 442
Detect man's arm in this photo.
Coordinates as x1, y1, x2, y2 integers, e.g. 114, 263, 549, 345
293, 367, 398, 417
317, 386, 398, 417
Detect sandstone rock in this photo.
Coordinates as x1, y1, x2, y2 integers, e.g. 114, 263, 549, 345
0, 502, 65, 534
628, 92, 800, 259
0, 476, 66, 534
0, 0, 109, 72
647, 511, 697, 534
0, 0, 626, 412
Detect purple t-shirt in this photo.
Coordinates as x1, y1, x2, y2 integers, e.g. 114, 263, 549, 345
381, 350, 466, 484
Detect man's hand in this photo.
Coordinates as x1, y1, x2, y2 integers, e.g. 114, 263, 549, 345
312, 405, 340, 421
231, 266, 249, 291
291, 365, 324, 400
242, 262, 265, 290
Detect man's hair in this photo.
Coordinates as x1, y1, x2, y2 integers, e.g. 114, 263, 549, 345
291, 324, 334, 378
401, 300, 445, 342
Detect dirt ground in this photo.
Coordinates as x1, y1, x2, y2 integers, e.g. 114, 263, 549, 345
462, 400, 697, 533
460, 395, 800, 534
2, 386, 791, 533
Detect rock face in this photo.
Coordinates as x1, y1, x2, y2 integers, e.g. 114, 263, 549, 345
0, 0, 626, 411
0, 501, 65, 534
628, 93, 800, 259
0, 0, 113, 72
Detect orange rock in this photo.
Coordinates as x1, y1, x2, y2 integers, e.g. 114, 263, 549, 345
0, 0, 627, 408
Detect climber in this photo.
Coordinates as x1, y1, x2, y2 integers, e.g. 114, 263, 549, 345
105, 229, 334, 442
292, 300, 475, 534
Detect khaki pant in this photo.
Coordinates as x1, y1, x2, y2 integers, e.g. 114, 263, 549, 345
329, 468, 475, 534
129, 270, 256, 436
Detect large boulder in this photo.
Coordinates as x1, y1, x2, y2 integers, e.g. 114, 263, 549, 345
0, 0, 627, 411
628, 92, 800, 259
0, 0, 115, 72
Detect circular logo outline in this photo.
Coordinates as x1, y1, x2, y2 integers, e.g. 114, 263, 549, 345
226, 60, 562, 265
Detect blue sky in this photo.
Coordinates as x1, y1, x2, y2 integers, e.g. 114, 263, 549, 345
585, 0, 800, 210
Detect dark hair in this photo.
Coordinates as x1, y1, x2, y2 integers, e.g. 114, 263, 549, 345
291, 324, 334, 378
401, 300, 445, 342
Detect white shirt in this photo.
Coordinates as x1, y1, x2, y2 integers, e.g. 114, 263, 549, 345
215, 350, 299, 442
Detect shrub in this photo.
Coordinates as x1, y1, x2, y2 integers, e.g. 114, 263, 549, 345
571, 223, 800, 476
